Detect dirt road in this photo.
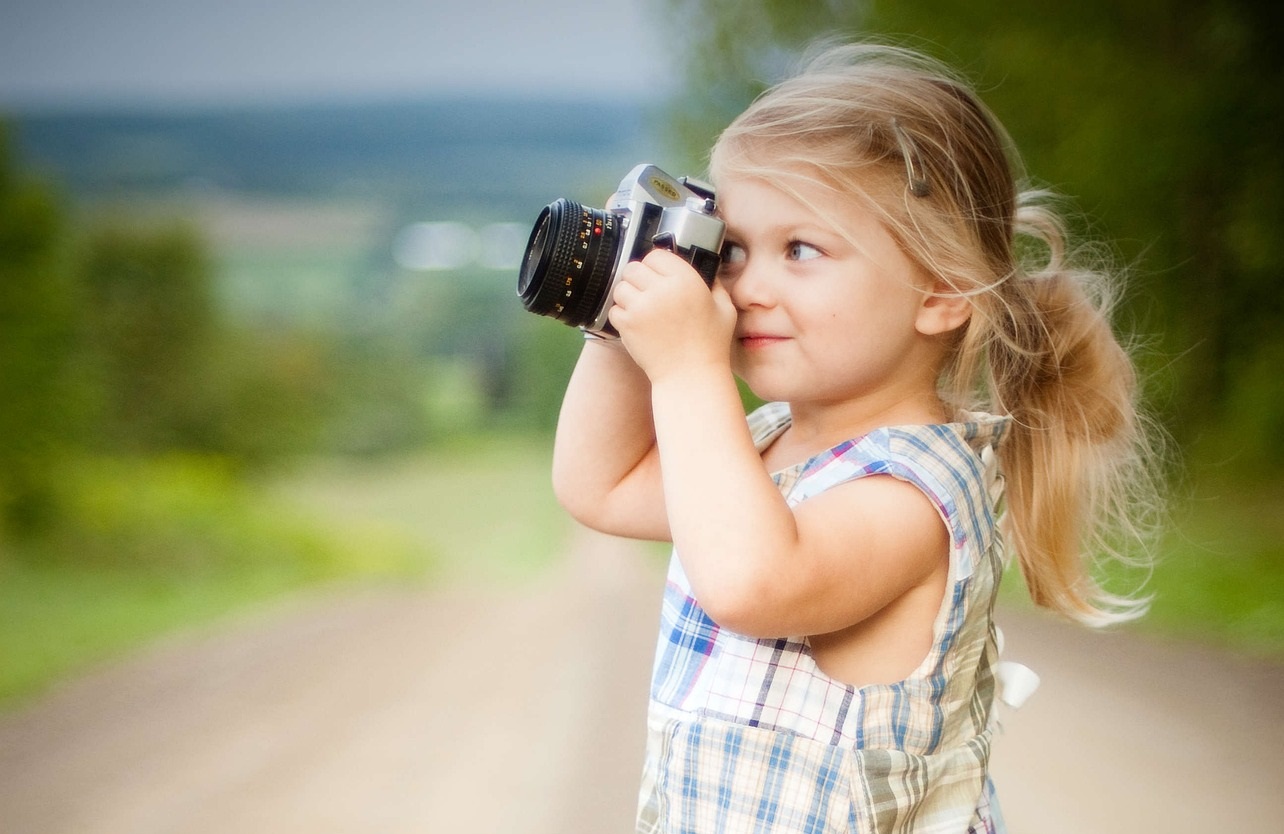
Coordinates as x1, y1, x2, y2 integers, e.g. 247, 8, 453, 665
1, 527, 1281, 833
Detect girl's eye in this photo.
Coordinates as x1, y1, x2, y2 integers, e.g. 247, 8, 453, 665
787, 241, 823, 261
720, 242, 747, 264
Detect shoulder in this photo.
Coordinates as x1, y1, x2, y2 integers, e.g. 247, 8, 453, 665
790, 414, 1010, 561
882, 414, 1010, 491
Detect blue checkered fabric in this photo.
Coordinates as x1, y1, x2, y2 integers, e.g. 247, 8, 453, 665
637, 402, 1012, 833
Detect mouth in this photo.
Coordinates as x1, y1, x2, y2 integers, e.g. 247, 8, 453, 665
737, 333, 789, 350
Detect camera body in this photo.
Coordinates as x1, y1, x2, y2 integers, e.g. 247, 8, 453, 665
517, 164, 726, 334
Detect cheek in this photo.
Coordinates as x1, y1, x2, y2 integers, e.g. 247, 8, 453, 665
818, 289, 920, 354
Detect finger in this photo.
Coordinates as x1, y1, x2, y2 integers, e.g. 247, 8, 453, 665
710, 280, 735, 310
611, 275, 639, 308
617, 259, 656, 291
641, 247, 691, 275
607, 301, 641, 341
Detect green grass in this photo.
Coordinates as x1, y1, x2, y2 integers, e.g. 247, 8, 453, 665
1138, 476, 1284, 656
269, 435, 572, 586
0, 437, 572, 710
0, 453, 426, 708
0, 558, 342, 707
999, 473, 1284, 659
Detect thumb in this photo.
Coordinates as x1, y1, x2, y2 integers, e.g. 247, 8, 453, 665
709, 281, 738, 328
710, 280, 735, 313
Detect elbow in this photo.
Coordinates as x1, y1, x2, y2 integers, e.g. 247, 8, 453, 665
551, 457, 620, 533
552, 447, 670, 540
695, 571, 788, 639
550, 461, 596, 528
554, 493, 601, 531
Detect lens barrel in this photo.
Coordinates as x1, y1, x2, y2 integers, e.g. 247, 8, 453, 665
517, 198, 622, 328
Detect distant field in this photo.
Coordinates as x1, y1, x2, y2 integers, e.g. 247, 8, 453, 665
157, 195, 391, 325
270, 436, 572, 586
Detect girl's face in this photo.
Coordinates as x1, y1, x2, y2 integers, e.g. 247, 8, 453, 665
715, 173, 946, 413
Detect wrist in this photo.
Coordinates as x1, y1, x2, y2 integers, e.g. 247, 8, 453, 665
648, 358, 735, 400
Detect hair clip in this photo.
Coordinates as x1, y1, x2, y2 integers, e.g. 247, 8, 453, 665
891, 119, 931, 198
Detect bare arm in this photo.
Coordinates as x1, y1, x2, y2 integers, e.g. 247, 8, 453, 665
550, 338, 670, 540
610, 250, 949, 638
649, 366, 948, 637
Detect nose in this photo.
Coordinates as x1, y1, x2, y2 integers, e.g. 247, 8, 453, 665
721, 258, 775, 310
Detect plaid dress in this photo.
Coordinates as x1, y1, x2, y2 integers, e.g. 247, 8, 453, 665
637, 402, 1012, 834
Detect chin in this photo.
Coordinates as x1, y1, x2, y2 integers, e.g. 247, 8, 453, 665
733, 358, 805, 405
737, 377, 792, 405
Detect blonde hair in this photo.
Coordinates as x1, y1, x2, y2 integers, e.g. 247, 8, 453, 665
711, 42, 1163, 625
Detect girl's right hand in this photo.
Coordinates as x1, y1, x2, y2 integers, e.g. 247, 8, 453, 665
608, 248, 737, 384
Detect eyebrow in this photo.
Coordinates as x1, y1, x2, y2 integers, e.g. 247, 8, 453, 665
720, 221, 843, 242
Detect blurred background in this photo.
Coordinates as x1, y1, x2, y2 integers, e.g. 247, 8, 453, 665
0, 0, 1281, 806
1, 0, 680, 705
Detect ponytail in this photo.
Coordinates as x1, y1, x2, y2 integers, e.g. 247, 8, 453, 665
978, 195, 1161, 625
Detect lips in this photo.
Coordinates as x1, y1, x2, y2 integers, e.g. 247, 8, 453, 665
737, 332, 789, 349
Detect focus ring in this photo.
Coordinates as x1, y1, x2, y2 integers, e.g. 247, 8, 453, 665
518, 198, 621, 328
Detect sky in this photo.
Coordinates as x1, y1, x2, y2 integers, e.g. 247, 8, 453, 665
0, 0, 677, 109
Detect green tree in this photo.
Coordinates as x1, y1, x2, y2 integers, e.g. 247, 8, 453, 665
501, 316, 583, 433
0, 126, 82, 536
77, 223, 221, 454
75, 224, 433, 463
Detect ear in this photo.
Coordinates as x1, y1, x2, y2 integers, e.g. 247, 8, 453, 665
915, 281, 973, 336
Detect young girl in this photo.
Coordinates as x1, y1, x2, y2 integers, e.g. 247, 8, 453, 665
552, 42, 1160, 833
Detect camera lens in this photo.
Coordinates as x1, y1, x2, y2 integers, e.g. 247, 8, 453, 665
517, 198, 622, 328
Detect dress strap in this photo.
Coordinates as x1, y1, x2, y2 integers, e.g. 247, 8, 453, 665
747, 401, 792, 450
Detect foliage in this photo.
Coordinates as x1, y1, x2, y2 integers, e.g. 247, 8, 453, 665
0, 453, 424, 706
30, 454, 418, 576
498, 315, 585, 433
1143, 478, 1284, 656
659, 0, 1284, 472
71, 220, 440, 462
0, 126, 81, 535
76, 222, 221, 453
0, 129, 448, 540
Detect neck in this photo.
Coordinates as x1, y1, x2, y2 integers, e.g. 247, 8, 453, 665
770, 387, 948, 470
795, 390, 945, 438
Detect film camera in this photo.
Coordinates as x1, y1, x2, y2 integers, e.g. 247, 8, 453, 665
516, 164, 726, 334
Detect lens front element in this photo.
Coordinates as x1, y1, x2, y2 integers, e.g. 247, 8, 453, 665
517, 198, 621, 328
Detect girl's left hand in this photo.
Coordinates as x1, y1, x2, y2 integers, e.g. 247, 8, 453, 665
607, 248, 737, 383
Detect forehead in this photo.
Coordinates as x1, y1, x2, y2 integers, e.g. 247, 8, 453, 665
715, 172, 887, 240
